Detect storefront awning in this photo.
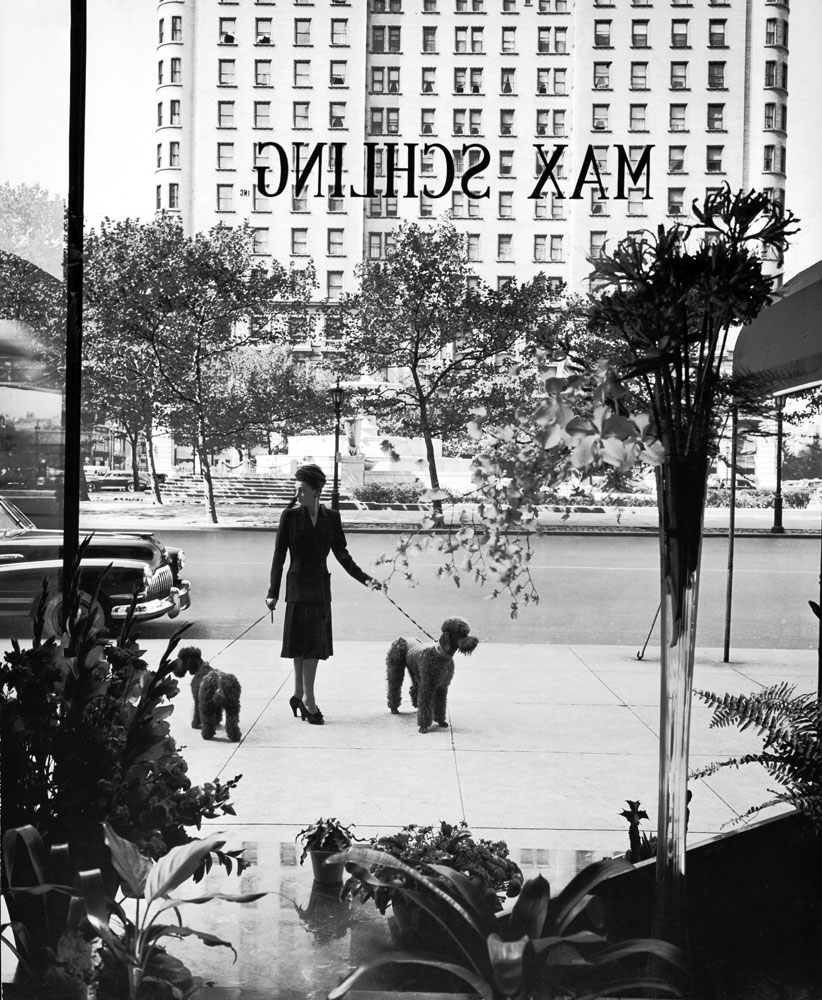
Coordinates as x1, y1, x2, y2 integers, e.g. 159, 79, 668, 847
733, 259, 822, 395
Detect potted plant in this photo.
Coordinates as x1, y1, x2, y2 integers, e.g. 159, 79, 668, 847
297, 818, 357, 885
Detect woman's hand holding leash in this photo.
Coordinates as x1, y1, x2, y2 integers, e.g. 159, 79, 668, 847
265, 596, 277, 622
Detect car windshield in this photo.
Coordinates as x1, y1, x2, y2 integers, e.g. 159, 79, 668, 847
0, 499, 35, 534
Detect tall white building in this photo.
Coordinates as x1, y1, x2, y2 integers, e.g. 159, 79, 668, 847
155, 0, 790, 302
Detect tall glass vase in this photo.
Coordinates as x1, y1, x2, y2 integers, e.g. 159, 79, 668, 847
653, 454, 709, 955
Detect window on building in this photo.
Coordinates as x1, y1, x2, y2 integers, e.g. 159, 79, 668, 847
764, 102, 787, 131
706, 146, 723, 173
669, 104, 687, 131
421, 108, 436, 134
537, 68, 550, 94
331, 61, 347, 86
331, 19, 348, 45
467, 197, 482, 218
671, 20, 689, 48
422, 67, 436, 93
292, 186, 309, 212
555, 28, 567, 52
594, 62, 611, 89
420, 193, 433, 217
157, 102, 163, 127
668, 145, 685, 172
158, 61, 164, 85
217, 101, 235, 127
424, 0, 438, 10
171, 15, 182, 40
499, 151, 514, 176
707, 103, 724, 129
158, 19, 164, 44
293, 102, 310, 128
593, 104, 610, 130
330, 102, 346, 128
590, 231, 607, 259
593, 146, 608, 173
629, 104, 647, 130
631, 20, 649, 47
468, 109, 482, 134
591, 188, 608, 215
256, 18, 273, 43
156, 143, 162, 168
453, 109, 466, 135
549, 235, 563, 262
501, 26, 517, 53
707, 61, 725, 89
766, 18, 788, 47
295, 19, 311, 45
553, 110, 566, 136
327, 272, 344, 300
168, 183, 179, 209
217, 142, 234, 169
465, 233, 480, 261
498, 234, 513, 261
293, 60, 310, 87
668, 187, 685, 215
501, 68, 516, 94
254, 102, 271, 127
327, 229, 344, 256
594, 20, 612, 47
367, 233, 382, 260
500, 109, 515, 136
169, 141, 180, 167
763, 145, 785, 172
708, 19, 726, 47
291, 228, 309, 255
554, 69, 567, 95
536, 109, 549, 136
329, 186, 345, 212
533, 195, 548, 220
498, 191, 513, 218
252, 228, 269, 254
538, 27, 551, 53
630, 62, 647, 89
534, 234, 547, 262
169, 99, 180, 125
170, 57, 181, 83
216, 184, 234, 211
219, 18, 236, 42
452, 191, 466, 217
670, 62, 688, 89
627, 188, 645, 215
765, 60, 787, 89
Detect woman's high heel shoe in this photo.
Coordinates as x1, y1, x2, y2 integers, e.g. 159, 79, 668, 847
289, 696, 306, 720
304, 705, 324, 725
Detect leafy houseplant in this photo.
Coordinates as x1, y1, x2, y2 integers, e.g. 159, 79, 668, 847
342, 821, 523, 919
691, 683, 821, 829
0, 561, 244, 990
329, 849, 687, 1000
297, 819, 357, 885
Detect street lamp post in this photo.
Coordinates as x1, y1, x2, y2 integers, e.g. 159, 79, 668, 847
771, 394, 785, 535
330, 378, 345, 510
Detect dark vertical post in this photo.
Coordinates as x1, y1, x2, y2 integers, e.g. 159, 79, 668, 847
723, 406, 738, 663
63, 0, 87, 599
330, 378, 344, 510
771, 394, 785, 534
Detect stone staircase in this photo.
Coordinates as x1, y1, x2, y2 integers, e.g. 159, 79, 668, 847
160, 475, 354, 507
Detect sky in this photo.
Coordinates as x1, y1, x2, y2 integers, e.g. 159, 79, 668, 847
1, 0, 820, 277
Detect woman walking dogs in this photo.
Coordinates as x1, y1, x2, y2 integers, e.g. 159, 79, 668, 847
265, 463, 381, 725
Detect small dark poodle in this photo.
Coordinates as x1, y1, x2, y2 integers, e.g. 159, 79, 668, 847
171, 646, 242, 742
386, 617, 479, 733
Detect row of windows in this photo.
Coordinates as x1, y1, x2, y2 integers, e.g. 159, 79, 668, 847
158, 16, 182, 44
217, 17, 349, 46
594, 19, 729, 48
383, 25, 568, 53
595, 60, 731, 90
591, 102, 730, 132
157, 57, 182, 85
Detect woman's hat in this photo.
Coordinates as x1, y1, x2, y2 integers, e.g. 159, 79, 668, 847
295, 463, 327, 489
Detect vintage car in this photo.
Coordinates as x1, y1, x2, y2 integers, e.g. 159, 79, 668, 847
0, 495, 191, 636
86, 469, 151, 492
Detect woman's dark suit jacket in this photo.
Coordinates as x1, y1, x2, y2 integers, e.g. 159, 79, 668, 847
267, 504, 371, 604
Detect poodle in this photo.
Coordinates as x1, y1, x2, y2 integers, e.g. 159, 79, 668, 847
386, 617, 479, 733
171, 646, 242, 742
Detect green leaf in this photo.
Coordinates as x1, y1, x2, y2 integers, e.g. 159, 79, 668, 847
327, 949, 495, 1000
144, 833, 226, 904
103, 823, 151, 898
549, 858, 634, 934
508, 872, 551, 939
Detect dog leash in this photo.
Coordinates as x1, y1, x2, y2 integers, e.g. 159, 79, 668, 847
209, 611, 271, 663
382, 591, 438, 642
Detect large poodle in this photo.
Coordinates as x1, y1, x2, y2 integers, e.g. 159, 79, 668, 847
386, 617, 479, 733
171, 646, 242, 742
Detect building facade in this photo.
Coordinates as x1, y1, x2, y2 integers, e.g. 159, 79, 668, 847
155, 0, 789, 303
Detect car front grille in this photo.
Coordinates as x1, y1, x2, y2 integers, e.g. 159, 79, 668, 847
144, 565, 173, 601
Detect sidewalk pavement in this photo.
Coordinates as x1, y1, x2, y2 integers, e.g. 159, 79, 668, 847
144, 636, 813, 990
78, 494, 822, 535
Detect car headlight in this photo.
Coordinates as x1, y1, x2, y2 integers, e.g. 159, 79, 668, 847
176, 549, 185, 571
143, 564, 153, 588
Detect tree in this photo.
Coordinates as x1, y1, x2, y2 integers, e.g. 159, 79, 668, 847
84, 215, 306, 522
339, 219, 561, 510
783, 432, 822, 480
0, 182, 65, 279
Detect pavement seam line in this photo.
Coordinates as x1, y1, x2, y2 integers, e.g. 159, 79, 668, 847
447, 708, 468, 826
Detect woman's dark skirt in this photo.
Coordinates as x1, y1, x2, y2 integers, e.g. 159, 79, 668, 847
281, 602, 333, 660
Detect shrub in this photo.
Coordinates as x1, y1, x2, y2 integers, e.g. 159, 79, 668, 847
352, 481, 426, 505
705, 488, 810, 508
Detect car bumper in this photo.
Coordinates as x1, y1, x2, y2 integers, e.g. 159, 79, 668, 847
111, 580, 191, 621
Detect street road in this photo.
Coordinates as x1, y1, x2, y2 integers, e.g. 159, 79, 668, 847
24, 530, 812, 649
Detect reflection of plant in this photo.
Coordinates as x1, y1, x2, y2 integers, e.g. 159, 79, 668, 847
82, 824, 265, 1000
691, 683, 821, 829
330, 850, 686, 1000
295, 884, 357, 948
342, 821, 522, 914
296, 819, 357, 865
